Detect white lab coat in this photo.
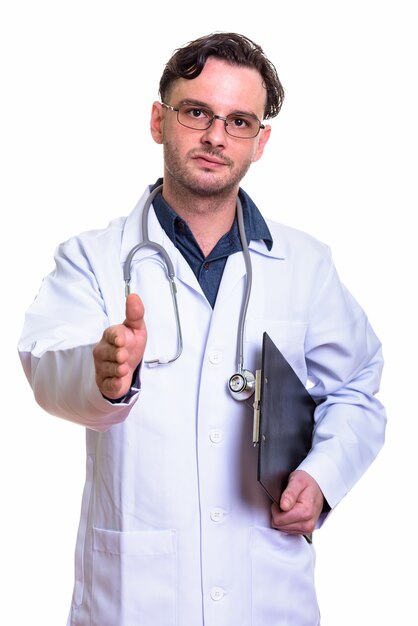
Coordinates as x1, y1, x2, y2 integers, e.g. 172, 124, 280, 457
18, 186, 386, 626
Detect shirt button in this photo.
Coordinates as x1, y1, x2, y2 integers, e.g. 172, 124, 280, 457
210, 508, 225, 523
209, 429, 223, 444
209, 351, 223, 364
210, 586, 225, 601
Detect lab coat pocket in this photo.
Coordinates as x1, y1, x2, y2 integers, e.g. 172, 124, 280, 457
250, 526, 319, 626
91, 527, 177, 626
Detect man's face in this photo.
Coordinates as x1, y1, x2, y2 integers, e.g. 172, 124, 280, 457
151, 57, 271, 198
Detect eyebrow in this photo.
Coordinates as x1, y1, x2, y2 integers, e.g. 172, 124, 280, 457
178, 98, 261, 120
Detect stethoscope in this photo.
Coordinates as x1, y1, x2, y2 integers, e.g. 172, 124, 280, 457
123, 184, 256, 401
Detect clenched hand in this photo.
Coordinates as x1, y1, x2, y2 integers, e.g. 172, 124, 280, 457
271, 470, 324, 536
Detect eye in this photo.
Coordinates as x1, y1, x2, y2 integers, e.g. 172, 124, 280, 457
228, 115, 253, 129
182, 106, 212, 120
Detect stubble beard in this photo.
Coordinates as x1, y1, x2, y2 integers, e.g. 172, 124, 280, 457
163, 138, 253, 201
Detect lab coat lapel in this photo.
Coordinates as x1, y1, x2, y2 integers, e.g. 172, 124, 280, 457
214, 251, 247, 307
214, 238, 286, 308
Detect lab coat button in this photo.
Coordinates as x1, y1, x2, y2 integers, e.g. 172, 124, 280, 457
210, 508, 225, 522
209, 351, 223, 364
210, 586, 225, 601
209, 429, 223, 443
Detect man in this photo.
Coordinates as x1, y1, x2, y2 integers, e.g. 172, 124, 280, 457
18, 33, 386, 625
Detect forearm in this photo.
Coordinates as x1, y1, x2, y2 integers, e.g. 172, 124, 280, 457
299, 352, 386, 518
20, 345, 139, 431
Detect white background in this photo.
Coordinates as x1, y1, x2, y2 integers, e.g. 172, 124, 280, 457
1, 1, 416, 624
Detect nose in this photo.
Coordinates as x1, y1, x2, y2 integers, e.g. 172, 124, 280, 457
201, 115, 228, 147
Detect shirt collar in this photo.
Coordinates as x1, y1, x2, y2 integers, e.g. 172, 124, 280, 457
238, 187, 273, 251
150, 178, 273, 251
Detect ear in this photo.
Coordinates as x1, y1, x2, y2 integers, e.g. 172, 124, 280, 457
251, 124, 272, 163
150, 101, 165, 145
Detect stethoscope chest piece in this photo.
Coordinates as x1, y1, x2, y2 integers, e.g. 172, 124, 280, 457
228, 369, 255, 401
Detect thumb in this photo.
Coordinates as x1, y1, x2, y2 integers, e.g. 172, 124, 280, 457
280, 490, 295, 512
123, 293, 146, 331
280, 475, 299, 511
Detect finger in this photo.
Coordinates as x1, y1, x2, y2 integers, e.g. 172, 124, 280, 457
124, 293, 145, 331
275, 522, 314, 536
101, 326, 126, 349
98, 359, 130, 380
271, 501, 301, 527
280, 485, 297, 512
95, 338, 129, 369
100, 375, 126, 398
280, 471, 306, 511
271, 503, 314, 535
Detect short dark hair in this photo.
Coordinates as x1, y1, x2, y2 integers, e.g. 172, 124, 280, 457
159, 32, 284, 120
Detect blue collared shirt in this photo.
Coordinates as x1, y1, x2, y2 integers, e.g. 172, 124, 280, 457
151, 180, 272, 307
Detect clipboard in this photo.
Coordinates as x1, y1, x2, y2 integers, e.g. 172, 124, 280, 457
253, 332, 316, 505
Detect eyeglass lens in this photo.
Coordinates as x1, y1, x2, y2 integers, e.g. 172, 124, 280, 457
177, 104, 261, 138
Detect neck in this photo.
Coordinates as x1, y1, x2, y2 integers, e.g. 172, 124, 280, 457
161, 179, 239, 257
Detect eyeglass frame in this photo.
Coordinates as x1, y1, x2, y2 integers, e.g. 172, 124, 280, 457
161, 102, 266, 139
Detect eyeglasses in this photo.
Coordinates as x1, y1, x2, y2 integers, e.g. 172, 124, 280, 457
161, 102, 265, 139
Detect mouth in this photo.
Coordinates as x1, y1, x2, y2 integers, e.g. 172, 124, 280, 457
191, 152, 230, 169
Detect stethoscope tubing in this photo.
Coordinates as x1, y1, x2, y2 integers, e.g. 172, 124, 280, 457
124, 184, 183, 364
123, 183, 253, 395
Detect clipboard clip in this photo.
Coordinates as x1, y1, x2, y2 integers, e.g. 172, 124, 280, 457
252, 369, 262, 446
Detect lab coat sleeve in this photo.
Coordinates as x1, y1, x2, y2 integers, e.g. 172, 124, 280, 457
18, 232, 139, 431
297, 256, 386, 517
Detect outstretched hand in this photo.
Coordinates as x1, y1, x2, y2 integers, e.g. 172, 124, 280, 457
93, 294, 147, 400
271, 470, 324, 537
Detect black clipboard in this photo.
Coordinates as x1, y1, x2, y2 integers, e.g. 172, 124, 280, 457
253, 332, 316, 505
